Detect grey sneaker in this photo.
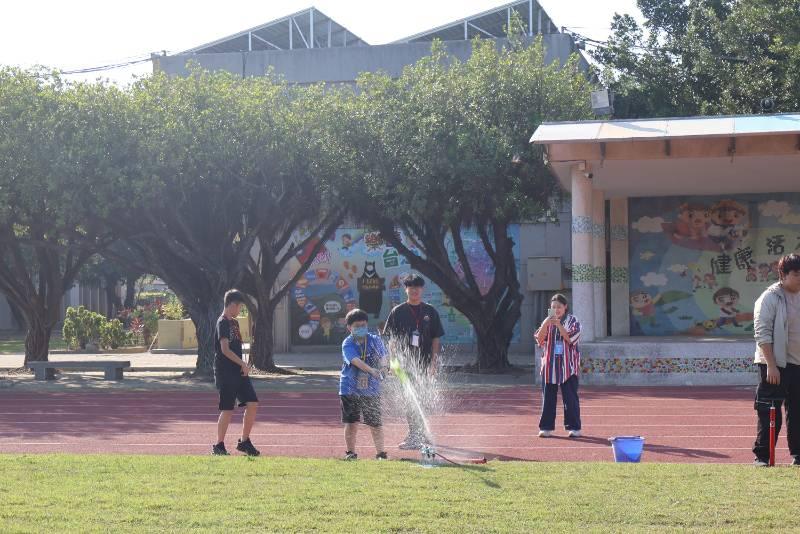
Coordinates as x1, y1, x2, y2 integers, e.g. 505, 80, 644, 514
344, 451, 358, 461
538, 430, 553, 438
568, 430, 582, 438
753, 458, 769, 467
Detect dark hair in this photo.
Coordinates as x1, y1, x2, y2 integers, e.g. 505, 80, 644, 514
224, 289, 246, 307
551, 293, 569, 310
778, 254, 800, 276
342, 233, 352, 239
346, 308, 369, 326
713, 287, 739, 302
403, 274, 425, 287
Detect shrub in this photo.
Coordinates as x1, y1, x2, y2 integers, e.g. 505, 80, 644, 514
62, 306, 106, 350
161, 296, 186, 320
100, 319, 131, 350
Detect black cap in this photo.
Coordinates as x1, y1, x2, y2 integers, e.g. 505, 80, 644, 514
403, 274, 425, 287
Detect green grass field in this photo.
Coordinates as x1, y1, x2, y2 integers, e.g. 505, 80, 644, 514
0, 336, 67, 354
0, 455, 796, 532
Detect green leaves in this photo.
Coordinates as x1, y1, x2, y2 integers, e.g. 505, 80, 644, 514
349, 35, 592, 227
595, 0, 800, 117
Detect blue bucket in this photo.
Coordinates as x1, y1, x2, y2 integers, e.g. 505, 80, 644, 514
609, 436, 645, 463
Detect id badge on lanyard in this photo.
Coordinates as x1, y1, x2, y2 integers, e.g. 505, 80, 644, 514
411, 330, 421, 347
554, 341, 565, 355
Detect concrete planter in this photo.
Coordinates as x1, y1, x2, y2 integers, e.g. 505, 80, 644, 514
157, 317, 249, 350
157, 319, 197, 350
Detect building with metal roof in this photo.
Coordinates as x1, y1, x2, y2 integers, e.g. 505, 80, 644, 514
153, 2, 581, 84
180, 7, 368, 54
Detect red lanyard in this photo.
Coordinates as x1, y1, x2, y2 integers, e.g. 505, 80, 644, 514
408, 304, 422, 331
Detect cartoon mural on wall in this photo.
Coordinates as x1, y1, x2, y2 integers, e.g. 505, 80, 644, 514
629, 195, 800, 336
289, 226, 521, 345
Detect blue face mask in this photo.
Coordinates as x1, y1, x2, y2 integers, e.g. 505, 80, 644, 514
352, 326, 369, 338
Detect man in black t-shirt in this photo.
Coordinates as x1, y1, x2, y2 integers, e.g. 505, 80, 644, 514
212, 289, 260, 456
383, 274, 445, 449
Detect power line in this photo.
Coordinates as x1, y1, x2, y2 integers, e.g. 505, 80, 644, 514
563, 26, 749, 63
60, 55, 158, 75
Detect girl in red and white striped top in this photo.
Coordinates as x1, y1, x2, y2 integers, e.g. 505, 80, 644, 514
534, 294, 582, 438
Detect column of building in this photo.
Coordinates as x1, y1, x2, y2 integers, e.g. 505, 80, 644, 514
609, 197, 630, 336
570, 165, 596, 341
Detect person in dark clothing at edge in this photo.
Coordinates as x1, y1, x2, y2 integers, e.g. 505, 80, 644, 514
382, 274, 445, 450
752, 253, 800, 466
212, 289, 260, 457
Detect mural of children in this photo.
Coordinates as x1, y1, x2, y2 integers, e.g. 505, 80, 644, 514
673, 203, 710, 240
713, 287, 742, 328
630, 290, 662, 326
758, 263, 772, 282
703, 273, 718, 289
708, 199, 749, 251
340, 233, 353, 257
770, 260, 781, 282
320, 317, 333, 341
746, 266, 758, 282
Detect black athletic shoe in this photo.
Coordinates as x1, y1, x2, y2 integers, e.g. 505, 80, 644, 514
212, 442, 229, 456
375, 452, 388, 460
344, 451, 358, 461
792, 456, 800, 466
236, 438, 261, 457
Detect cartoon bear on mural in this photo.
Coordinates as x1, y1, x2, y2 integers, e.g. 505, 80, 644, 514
357, 261, 386, 318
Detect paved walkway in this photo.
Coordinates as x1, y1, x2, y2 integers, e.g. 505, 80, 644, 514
0, 350, 535, 372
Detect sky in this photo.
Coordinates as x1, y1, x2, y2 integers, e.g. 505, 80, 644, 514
0, 0, 641, 84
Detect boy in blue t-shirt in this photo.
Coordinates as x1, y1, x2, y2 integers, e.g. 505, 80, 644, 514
340, 308, 389, 460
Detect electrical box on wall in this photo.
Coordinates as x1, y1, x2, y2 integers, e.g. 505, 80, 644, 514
527, 257, 563, 291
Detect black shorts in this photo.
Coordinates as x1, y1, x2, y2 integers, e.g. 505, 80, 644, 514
216, 374, 259, 411
340, 395, 382, 427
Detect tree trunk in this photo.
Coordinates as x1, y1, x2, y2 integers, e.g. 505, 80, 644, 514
250, 304, 280, 372
123, 275, 137, 309
104, 277, 121, 318
382, 222, 524, 373
23, 316, 52, 365
190, 304, 221, 377
472, 307, 519, 371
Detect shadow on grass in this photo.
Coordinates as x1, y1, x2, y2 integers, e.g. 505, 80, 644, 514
396, 456, 502, 489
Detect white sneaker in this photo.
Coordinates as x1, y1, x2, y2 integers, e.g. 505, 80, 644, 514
568, 430, 582, 438
538, 430, 552, 438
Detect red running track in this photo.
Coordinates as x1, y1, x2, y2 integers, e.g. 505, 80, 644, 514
0, 386, 776, 464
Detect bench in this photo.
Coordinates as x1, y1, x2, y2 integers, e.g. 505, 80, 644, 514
27, 361, 131, 381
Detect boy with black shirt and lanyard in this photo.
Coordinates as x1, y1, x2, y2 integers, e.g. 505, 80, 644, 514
382, 274, 445, 450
